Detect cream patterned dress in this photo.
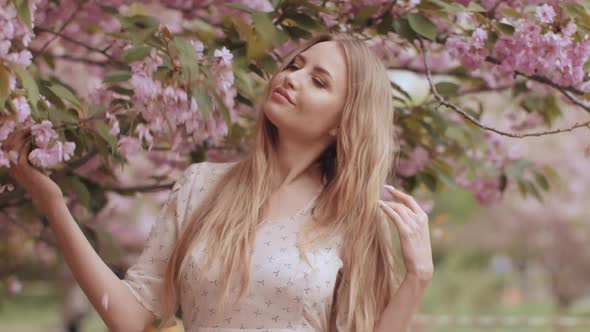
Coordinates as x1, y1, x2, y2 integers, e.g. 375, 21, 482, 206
122, 161, 347, 332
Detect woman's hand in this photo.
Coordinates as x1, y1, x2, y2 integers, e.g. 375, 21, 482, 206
3, 128, 63, 208
378, 184, 433, 285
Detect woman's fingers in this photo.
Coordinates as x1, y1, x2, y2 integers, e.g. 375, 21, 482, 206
384, 184, 425, 217
378, 200, 410, 234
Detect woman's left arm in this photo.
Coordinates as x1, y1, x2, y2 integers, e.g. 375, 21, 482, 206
375, 184, 434, 332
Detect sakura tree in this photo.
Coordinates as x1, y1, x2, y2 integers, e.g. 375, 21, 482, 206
1, 0, 589, 298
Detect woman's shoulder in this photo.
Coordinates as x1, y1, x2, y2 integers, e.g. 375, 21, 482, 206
180, 160, 240, 187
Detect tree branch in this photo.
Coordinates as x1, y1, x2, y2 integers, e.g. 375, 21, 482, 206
34, 27, 127, 67
419, 39, 590, 138
32, 0, 84, 61
30, 52, 111, 67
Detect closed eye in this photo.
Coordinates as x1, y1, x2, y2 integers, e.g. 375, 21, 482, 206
285, 62, 326, 88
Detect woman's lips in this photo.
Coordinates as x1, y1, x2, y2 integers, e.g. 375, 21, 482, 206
272, 87, 294, 105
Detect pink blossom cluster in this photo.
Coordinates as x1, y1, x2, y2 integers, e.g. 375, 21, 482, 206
446, 3, 590, 92
396, 146, 430, 177
28, 120, 76, 168
0, 0, 39, 68
0, 116, 76, 170
94, 39, 238, 161
456, 174, 503, 205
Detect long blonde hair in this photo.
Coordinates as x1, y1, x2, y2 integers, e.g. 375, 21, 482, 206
160, 32, 402, 331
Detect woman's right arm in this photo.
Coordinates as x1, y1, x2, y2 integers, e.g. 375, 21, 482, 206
42, 196, 156, 332
4, 129, 155, 332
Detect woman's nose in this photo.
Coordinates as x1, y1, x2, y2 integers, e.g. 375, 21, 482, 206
283, 72, 299, 90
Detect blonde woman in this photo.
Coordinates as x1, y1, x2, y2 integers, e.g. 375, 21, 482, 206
6, 33, 433, 332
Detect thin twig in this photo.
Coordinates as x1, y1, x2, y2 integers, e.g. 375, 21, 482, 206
419, 39, 590, 138
30, 52, 111, 67
34, 27, 126, 67
32, 0, 84, 61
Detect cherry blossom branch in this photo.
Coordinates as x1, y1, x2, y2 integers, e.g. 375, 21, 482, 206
30, 52, 110, 67
485, 56, 589, 97
34, 27, 127, 67
419, 39, 590, 138
32, 0, 84, 61
483, 57, 590, 114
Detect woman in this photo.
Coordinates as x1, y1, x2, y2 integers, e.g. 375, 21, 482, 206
5, 32, 433, 331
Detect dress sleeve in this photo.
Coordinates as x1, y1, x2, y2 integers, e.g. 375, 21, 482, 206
121, 162, 206, 329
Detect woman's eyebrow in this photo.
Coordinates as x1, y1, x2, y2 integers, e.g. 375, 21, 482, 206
295, 54, 333, 82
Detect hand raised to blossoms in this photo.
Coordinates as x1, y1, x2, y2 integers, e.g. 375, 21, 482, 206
378, 185, 433, 285
4, 129, 63, 208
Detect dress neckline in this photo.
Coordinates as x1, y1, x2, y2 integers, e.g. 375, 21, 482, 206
261, 190, 321, 224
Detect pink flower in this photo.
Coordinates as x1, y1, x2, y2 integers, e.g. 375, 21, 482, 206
28, 141, 76, 168
29, 147, 60, 168
117, 136, 142, 160
135, 123, 153, 148
396, 147, 430, 177
214, 47, 233, 66
31, 120, 58, 149
0, 119, 16, 141
191, 40, 204, 57
60, 141, 76, 161
536, 4, 556, 24
0, 150, 11, 168
12, 96, 31, 123
471, 28, 488, 49
6, 50, 32, 66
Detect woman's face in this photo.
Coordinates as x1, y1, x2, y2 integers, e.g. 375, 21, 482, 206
263, 41, 348, 142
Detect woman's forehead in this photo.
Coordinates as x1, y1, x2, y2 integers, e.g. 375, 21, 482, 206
298, 41, 348, 82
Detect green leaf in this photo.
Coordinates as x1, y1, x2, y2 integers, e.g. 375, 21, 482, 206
11, 63, 39, 106
193, 85, 212, 121
393, 17, 418, 42
225, 2, 257, 14
408, 13, 437, 41
521, 95, 561, 127
81, 225, 99, 251
118, 14, 160, 30
377, 11, 394, 34
94, 119, 118, 155
121, 46, 152, 63
505, 159, 534, 180
173, 37, 200, 83
104, 70, 132, 83
466, 2, 486, 12
534, 172, 550, 191
435, 82, 459, 98
48, 84, 82, 110
130, 26, 159, 46
525, 180, 543, 202
498, 173, 508, 192
48, 107, 77, 124
68, 177, 91, 210
286, 12, 324, 31
494, 21, 515, 35
257, 54, 278, 77
0, 65, 9, 108
283, 25, 312, 41
390, 81, 413, 103
213, 91, 232, 135
278, 0, 330, 14
418, 171, 438, 192
14, 0, 32, 31
354, 5, 381, 26
517, 179, 527, 197
99, 5, 118, 15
